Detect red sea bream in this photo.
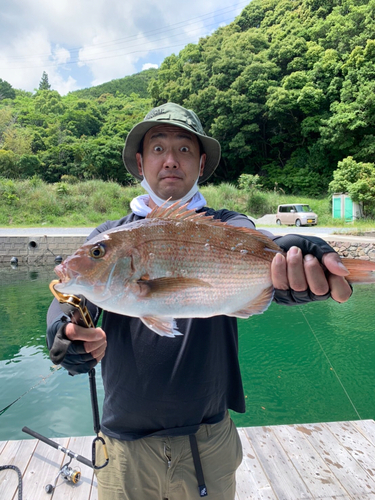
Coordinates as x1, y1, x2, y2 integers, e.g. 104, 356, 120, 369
54, 202, 375, 337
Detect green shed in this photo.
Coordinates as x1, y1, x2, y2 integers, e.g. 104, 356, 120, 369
332, 193, 363, 221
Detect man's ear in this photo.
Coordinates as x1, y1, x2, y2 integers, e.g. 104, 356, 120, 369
136, 153, 143, 176
199, 154, 206, 176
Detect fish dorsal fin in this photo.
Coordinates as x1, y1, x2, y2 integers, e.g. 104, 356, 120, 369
147, 199, 210, 222
147, 200, 282, 253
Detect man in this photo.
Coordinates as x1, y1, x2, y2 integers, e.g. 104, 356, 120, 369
46, 103, 352, 500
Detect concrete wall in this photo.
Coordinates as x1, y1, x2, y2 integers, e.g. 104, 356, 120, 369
1, 234, 374, 265
0, 235, 86, 265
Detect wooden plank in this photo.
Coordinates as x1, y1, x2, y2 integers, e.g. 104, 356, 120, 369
273, 424, 351, 498
21, 436, 69, 500
0, 441, 7, 454
69, 436, 97, 500
235, 428, 277, 500
293, 422, 375, 496
327, 421, 375, 492
89, 474, 98, 500
245, 426, 313, 499
352, 419, 375, 445
0, 439, 37, 500
2, 421, 375, 500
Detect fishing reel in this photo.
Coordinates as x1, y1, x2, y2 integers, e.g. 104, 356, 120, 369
45, 457, 81, 494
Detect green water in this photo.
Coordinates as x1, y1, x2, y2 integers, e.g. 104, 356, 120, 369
0, 266, 374, 441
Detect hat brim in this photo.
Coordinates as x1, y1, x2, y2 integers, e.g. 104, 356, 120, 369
122, 120, 221, 184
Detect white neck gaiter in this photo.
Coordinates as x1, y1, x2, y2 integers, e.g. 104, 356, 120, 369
130, 156, 207, 216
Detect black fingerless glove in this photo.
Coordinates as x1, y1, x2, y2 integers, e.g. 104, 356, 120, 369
273, 288, 331, 305
273, 234, 335, 259
48, 320, 97, 375
272, 234, 335, 306
46, 298, 100, 376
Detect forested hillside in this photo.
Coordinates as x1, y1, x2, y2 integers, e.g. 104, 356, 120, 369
1, 0, 375, 198
152, 0, 375, 196
72, 68, 158, 99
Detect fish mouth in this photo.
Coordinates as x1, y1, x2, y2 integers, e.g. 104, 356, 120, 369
54, 262, 81, 283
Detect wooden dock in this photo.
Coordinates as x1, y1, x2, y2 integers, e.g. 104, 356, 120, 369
1, 420, 375, 499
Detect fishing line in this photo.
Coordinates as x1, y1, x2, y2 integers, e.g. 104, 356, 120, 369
0, 366, 61, 416
298, 306, 362, 420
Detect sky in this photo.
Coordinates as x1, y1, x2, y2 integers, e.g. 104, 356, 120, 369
0, 0, 248, 95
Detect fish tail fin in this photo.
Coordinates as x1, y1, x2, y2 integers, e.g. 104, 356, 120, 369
342, 258, 375, 284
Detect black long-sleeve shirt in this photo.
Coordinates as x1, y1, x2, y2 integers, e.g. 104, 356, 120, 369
46, 208, 253, 440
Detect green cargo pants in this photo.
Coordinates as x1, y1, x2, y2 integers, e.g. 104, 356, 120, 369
95, 412, 243, 500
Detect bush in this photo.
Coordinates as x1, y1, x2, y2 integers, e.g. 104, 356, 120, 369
61, 174, 79, 184
0, 150, 18, 178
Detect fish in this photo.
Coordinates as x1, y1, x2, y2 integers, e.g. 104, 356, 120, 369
54, 202, 375, 337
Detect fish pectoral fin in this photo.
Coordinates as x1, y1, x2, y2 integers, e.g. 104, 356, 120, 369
141, 316, 182, 337
136, 277, 211, 296
228, 286, 274, 318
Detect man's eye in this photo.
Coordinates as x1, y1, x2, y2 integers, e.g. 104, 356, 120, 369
154, 146, 163, 152
180, 146, 189, 152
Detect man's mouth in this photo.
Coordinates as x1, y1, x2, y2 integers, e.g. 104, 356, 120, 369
161, 175, 182, 180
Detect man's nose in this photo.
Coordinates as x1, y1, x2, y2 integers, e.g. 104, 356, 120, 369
163, 150, 179, 168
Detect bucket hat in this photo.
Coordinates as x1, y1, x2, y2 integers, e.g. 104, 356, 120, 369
122, 103, 221, 184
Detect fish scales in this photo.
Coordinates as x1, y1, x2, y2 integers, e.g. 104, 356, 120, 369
132, 220, 273, 308
54, 201, 375, 337
55, 202, 281, 336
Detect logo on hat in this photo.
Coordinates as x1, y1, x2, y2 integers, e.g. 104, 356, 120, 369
144, 107, 167, 120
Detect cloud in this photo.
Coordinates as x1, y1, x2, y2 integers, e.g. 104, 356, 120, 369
0, 0, 246, 95
50, 75, 79, 95
142, 63, 159, 71
53, 46, 71, 65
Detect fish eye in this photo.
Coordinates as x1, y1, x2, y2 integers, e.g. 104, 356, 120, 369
90, 243, 106, 259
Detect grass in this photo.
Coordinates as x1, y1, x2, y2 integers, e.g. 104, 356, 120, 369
0, 177, 374, 231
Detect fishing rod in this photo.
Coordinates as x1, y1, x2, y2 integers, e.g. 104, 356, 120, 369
22, 426, 91, 494
1, 426, 93, 499
22, 426, 92, 468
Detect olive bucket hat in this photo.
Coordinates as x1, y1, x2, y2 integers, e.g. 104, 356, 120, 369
122, 103, 221, 184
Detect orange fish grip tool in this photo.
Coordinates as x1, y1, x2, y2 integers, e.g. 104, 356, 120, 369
49, 279, 109, 470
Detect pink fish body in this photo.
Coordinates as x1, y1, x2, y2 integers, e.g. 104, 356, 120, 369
54, 203, 282, 336
54, 202, 375, 337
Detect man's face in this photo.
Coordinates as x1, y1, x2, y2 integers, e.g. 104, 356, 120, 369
136, 125, 206, 202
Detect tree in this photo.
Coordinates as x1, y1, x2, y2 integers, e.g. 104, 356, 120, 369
39, 72, 51, 91
0, 79, 16, 100
2, 127, 33, 155
0, 149, 18, 178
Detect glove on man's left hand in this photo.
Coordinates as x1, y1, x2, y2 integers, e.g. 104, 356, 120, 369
272, 234, 348, 305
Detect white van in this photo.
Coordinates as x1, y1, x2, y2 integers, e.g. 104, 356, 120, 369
276, 204, 318, 227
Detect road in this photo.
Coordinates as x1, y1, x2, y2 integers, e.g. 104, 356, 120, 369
0, 225, 359, 238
